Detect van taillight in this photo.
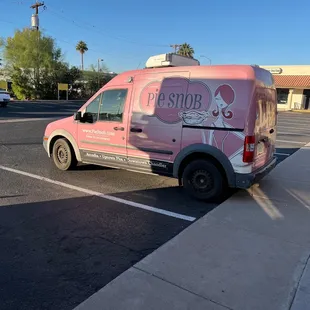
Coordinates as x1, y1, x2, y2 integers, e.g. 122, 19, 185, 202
243, 136, 256, 163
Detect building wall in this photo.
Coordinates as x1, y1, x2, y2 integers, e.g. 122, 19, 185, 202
260, 65, 310, 110
260, 65, 310, 75
291, 89, 304, 109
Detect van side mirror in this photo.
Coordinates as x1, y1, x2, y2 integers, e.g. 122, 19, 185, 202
83, 112, 94, 123
74, 111, 82, 121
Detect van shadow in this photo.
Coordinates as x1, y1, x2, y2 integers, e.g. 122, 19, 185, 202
275, 147, 300, 164
73, 162, 235, 219
0, 195, 192, 310
77, 163, 114, 171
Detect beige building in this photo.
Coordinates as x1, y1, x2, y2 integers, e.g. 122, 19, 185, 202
260, 65, 310, 111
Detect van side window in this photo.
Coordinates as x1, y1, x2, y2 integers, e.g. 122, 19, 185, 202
99, 89, 128, 122
85, 94, 101, 121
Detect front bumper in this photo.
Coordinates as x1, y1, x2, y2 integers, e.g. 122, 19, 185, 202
235, 157, 277, 189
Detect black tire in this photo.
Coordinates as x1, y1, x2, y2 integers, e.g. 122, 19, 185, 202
52, 138, 77, 171
182, 159, 226, 201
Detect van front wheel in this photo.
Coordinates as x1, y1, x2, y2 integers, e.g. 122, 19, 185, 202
52, 138, 77, 171
182, 160, 225, 201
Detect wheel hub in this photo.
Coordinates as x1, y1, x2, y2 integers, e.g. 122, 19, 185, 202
57, 146, 68, 164
191, 170, 213, 192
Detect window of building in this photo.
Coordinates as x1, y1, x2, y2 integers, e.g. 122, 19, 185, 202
277, 88, 289, 104
99, 89, 128, 122
85, 94, 101, 121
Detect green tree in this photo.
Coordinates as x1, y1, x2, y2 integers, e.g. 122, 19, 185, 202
2, 28, 83, 99
2, 28, 66, 99
76, 41, 88, 71
177, 43, 195, 58
79, 63, 113, 97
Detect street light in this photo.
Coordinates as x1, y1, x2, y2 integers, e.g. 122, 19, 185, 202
97, 58, 104, 89
200, 55, 212, 65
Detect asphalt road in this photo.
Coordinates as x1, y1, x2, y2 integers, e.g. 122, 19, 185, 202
0, 101, 309, 310
274, 111, 310, 163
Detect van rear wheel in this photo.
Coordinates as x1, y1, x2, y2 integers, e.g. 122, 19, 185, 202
52, 138, 77, 171
182, 160, 225, 201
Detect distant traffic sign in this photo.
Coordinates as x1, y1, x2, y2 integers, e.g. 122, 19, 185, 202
0, 81, 8, 90
58, 83, 69, 91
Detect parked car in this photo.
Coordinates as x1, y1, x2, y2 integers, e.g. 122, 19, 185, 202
0, 88, 10, 107
43, 53, 277, 201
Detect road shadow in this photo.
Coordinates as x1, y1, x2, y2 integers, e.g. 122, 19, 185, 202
275, 147, 300, 164
0, 101, 84, 119
0, 195, 191, 310
70, 163, 234, 218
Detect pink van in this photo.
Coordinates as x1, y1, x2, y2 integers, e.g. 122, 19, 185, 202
43, 54, 277, 200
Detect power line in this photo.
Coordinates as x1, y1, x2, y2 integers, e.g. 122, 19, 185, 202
0, 19, 142, 65
7, 1, 164, 48
45, 5, 169, 48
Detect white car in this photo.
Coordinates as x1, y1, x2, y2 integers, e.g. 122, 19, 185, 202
0, 88, 10, 107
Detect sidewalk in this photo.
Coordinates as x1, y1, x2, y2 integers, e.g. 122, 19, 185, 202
74, 142, 310, 310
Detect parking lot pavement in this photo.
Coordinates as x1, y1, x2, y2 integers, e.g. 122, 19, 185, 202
0, 169, 198, 310
275, 111, 310, 164
0, 103, 218, 310
0, 100, 83, 121
0, 105, 309, 310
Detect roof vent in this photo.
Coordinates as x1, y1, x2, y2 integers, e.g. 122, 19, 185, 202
145, 53, 200, 68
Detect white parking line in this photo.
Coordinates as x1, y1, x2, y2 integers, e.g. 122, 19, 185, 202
278, 124, 310, 128
276, 139, 306, 144
0, 117, 59, 124
277, 132, 310, 136
278, 119, 310, 124
278, 125, 310, 130
275, 152, 290, 156
0, 165, 196, 222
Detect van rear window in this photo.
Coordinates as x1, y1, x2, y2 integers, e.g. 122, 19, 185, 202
257, 93, 276, 128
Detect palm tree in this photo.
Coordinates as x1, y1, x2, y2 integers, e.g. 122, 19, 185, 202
76, 41, 88, 70
177, 43, 195, 59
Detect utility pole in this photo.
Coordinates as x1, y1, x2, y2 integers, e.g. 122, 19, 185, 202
30, 1, 44, 31
170, 44, 180, 54
30, 1, 44, 99
97, 58, 103, 89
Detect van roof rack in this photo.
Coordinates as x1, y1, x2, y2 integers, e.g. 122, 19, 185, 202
145, 53, 200, 69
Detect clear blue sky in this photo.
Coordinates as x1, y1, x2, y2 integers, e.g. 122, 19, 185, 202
1, 0, 309, 73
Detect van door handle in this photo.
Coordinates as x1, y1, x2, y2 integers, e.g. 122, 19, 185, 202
131, 128, 142, 133
269, 129, 274, 134
114, 126, 124, 131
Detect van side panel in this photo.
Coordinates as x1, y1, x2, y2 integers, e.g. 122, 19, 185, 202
180, 77, 255, 174
127, 71, 190, 175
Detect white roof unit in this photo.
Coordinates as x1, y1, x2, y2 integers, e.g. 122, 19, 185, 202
145, 53, 200, 68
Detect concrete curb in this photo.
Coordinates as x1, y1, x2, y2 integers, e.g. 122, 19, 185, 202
290, 254, 310, 310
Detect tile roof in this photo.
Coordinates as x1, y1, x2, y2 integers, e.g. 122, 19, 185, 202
273, 75, 310, 88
